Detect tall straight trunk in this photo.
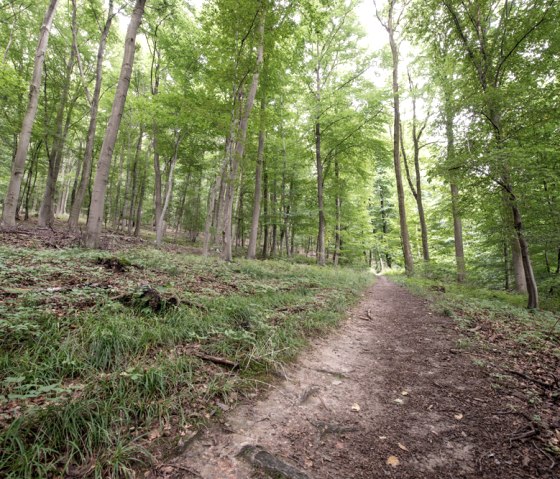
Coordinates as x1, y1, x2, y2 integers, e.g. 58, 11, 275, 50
387, 5, 413, 274
39, 8, 77, 226
68, 0, 113, 230
270, 177, 277, 257
314, 41, 326, 266
333, 157, 341, 266
85, 0, 146, 248
2, 0, 59, 227
174, 172, 191, 236
450, 183, 465, 281
262, 163, 269, 259
127, 129, 143, 234
134, 154, 147, 237
222, 8, 265, 262
112, 139, 127, 228
39, 89, 78, 226
511, 236, 527, 293
203, 173, 221, 255
156, 132, 183, 246
247, 97, 266, 259
444, 93, 465, 282
401, 89, 429, 261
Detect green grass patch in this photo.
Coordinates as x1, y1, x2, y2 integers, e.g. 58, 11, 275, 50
0, 245, 373, 478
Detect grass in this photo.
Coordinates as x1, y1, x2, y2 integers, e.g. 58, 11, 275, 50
0, 245, 373, 478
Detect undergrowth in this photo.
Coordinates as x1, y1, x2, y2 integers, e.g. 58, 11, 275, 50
0, 245, 373, 478
389, 274, 560, 353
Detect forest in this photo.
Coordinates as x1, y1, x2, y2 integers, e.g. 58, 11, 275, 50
1, 0, 559, 307
1, 0, 559, 478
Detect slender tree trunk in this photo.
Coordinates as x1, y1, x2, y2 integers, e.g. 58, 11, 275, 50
222, 8, 265, 262
38, 10, 77, 226
156, 132, 183, 246
2, 0, 59, 227
69, 0, 113, 230
85, 0, 146, 248
112, 139, 127, 229
444, 94, 465, 282
511, 236, 527, 293
314, 41, 326, 266
134, 155, 147, 237
261, 161, 269, 259
510, 201, 538, 308
387, 3, 413, 274
203, 171, 221, 256
333, 157, 341, 266
247, 97, 266, 259
127, 129, 143, 234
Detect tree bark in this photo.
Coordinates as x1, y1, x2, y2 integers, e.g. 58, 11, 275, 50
387, 2, 413, 274
444, 93, 465, 282
333, 156, 341, 266
314, 40, 326, 266
68, 0, 113, 231
247, 97, 266, 259
85, 0, 146, 248
155, 131, 183, 246
2, 0, 59, 227
222, 7, 265, 262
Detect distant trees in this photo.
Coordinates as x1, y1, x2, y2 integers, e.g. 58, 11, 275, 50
1, 0, 558, 308
2, 0, 59, 227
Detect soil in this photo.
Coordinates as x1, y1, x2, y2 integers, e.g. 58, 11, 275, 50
149, 277, 559, 479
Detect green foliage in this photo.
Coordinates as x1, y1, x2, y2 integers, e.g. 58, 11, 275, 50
0, 244, 373, 477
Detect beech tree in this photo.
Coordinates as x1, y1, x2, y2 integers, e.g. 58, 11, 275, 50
85, 0, 147, 248
1, 0, 59, 227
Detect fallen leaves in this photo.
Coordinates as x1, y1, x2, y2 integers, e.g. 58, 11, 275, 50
386, 455, 400, 467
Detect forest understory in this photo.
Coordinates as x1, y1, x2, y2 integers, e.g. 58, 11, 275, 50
0, 225, 558, 478
1, 0, 560, 477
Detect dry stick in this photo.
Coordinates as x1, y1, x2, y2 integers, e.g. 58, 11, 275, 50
505, 369, 555, 390
191, 350, 239, 369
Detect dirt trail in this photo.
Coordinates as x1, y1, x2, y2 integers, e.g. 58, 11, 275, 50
152, 277, 555, 479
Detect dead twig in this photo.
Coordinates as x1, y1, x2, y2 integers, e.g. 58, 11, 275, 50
191, 350, 239, 369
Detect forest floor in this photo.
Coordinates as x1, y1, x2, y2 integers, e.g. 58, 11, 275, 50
0, 224, 559, 478
153, 277, 560, 479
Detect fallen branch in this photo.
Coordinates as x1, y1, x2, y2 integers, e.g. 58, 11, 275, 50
505, 369, 556, 390
191, 350, 239, 369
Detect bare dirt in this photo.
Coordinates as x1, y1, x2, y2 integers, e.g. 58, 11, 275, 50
150, 277, 559, 479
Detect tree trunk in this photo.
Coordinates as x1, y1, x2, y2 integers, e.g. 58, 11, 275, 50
510, 200, 538, 308
69, 0, 113, 231
2, 0, 59, 227
333, 157, 341, 266
261, 161, 269, 259
156, 131, 183, 246
450, 183, 465, 282
511, 236, 528, 293
222, 7, 265, 262
134, 170, 146, 237
444, 94, 465, 282
247, 97, 266, 259
85, 0, 146, 248
38, 7, 77, 226
127, 129, 143, 234
387, 3, 413, 274
314, 41, 326, 266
